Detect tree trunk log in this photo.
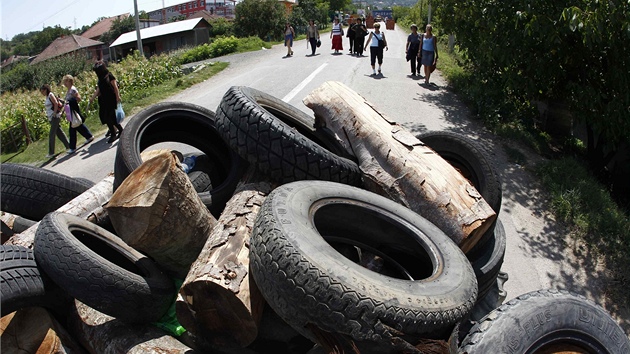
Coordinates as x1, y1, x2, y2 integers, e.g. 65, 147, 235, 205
303, 81, 496, 252
177, 167, 272, 349
106, 151, 216, 278
68, 301, 193, 354
1, 307, 86, 354
4, 175, 114, 249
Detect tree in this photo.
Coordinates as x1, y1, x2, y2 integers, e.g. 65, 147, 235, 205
295, 0, 329, 24
234, 0, 285, 40
436, 0, 630, 197
327, 0, 351, 13
100, 15, 135, 44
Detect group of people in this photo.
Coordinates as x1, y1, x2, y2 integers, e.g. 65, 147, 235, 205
284, 19, 438, 82
42, 60, 123, 159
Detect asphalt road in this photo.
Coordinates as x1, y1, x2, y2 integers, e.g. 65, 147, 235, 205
39, 23, 629, 333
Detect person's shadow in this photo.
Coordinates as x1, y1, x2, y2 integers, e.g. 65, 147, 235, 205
418, 82, 440, 91
366, 73, 386, 80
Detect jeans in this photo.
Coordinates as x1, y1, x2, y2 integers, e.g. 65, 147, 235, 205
409, 49, 420, 74
48, 115, 69, 155
69, 124, 93, 149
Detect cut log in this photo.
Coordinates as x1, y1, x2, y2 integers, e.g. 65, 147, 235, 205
1, 307, 86, 354
303, 81, 496, 252
68, 300, 193, 354
177, 167, 272, 349
106, 151, 216, 278
4, 175, 114, 249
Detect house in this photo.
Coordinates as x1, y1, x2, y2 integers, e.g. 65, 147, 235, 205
30, 34, 104, 65
0, 55, 29, 69
81, 14, 129, 61
109, 18, 211, 61
146, 0, 236, 23
279, 0, 297, 14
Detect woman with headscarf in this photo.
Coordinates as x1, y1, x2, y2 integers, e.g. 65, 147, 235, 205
89, 61, 123, 143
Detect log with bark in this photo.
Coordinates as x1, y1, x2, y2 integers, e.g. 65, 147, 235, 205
303, 81, 496, 252
106, 151, 217, 278
4, 176, 114, 249
1, 307, 86, 354
68, 300, 194, 354
177, 167, 272, 349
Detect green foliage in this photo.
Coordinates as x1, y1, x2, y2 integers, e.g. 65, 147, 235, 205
435, 0, 630, 156
234, 0, 286, 40
1, 54, 92, 93
208, 18, 235, 37
537, 157, 630, 307
236, 36, 272, 52
4, 26, 73, 57
209, 36, 239, 57
114, 51, 183, 102
296, 0, 329, 25
328, 0, 351, 12
393, 2, 429, 29
177, 44, 213, 64
100, 16, 136, 44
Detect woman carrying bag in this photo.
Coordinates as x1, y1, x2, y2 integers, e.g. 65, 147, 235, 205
62, 75, 94, 154
89, 61, 123, 143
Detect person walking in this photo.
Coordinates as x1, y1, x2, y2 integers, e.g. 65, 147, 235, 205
330, 18, 344, 54
306, 20, 320, 56
284, 22, 295, 57
40, 84, 70, 158
346, 18, 356, 54
421, 24, 438, 84
406, 24, 422, 76
62, 75, 94, 154
89, 61, 123, 143
364, 22, 388, 75
353, 18, 368, 57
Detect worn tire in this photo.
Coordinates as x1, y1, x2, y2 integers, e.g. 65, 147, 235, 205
468, 219, 506, 300
34, 212, 174, 323
0, 245, 64, 316
1, 163, 94, 220
416, 131, 502, 256
114, 102, 245, 217
250, 181, 477, 342
216, 86, 361, 185
459, 289, 630, 353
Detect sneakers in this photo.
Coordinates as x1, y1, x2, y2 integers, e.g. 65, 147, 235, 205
86, 136, 95, 143
105, 131, 111, 138
45, 154, 56, 159
107, 132, 119, 144
67, 149, 76, 154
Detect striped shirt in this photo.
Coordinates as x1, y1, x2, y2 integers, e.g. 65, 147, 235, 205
332, 23, 342, 36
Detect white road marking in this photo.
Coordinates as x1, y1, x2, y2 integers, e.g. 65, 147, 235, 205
282, 63, 328, 102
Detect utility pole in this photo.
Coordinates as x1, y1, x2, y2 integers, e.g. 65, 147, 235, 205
134, 0, 144, 57
428, 0, 432, 25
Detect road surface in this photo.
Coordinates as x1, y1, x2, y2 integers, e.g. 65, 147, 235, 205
39, 23, 628, 333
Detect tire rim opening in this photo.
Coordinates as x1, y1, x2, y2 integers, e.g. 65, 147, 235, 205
312, 200, 437, 281
72, 229, 142, 275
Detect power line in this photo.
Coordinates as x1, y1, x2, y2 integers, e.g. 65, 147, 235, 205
24, 0, 82, 33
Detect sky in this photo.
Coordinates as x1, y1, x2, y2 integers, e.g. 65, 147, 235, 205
1, 0, 187, 41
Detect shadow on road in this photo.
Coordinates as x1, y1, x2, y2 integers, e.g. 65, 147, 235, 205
39, 137, 119, 169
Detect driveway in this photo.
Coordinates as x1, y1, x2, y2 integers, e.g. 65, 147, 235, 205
40, 24, 629, 334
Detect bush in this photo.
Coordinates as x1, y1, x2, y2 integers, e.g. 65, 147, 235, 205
208, 18, 235, 37
1, 54, 91, 93
209, 36, 239, 57
177, 43, 213, 65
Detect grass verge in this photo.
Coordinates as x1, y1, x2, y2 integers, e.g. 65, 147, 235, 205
1, 61, 228, 164
438, 37, 630, 316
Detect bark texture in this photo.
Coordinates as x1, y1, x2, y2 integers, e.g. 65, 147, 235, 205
4, 176, 114, 249
303, 81, 496, 252
106, 151, 216, 278
177, 168, 272, 349
68, 300, 194, 354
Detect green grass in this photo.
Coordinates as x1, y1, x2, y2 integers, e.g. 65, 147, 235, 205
537, 158, 630, 308
1, 62, 228, 164
437, 36, 630, 316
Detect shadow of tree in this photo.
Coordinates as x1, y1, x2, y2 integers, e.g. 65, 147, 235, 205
403, 86, 630, 335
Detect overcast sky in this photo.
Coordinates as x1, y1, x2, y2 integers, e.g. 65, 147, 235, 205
1, 0, 188, 41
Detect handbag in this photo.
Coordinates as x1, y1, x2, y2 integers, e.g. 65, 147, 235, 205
68, 109, 83, 128
316, 39, 321, 47
376, 33, 385, 49
115, 102, 125, 124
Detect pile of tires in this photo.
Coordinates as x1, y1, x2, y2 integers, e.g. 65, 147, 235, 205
2, 87, 628, 354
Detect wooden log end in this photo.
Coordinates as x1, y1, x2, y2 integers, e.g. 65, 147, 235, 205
177, 281, 260, 348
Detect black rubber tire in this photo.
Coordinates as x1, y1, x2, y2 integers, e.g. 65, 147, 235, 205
468, 219, 506, 300
216, 86, 361, 185
114, 102, 245, 217
34, 212, 174, 323
415, 131, 502, 256
0, 245, 63, 316
459, 289, 630, 353
250, 181, 477, 342
1, 163, 94, 220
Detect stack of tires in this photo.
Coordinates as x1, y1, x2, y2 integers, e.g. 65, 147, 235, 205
2, 86, 628, 353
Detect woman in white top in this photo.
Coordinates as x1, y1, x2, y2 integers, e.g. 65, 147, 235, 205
40, 84, 70, 159
364, 22, 388, 75
63, 74, 94, 153
330, 18, 344, 54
